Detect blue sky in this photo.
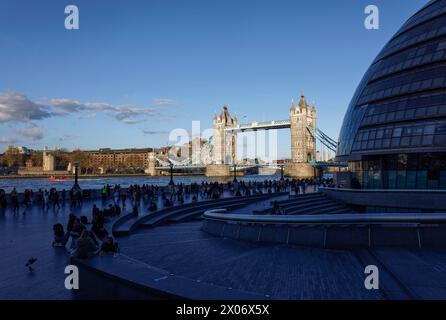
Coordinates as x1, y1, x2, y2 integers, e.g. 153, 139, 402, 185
0, 0, 430, 158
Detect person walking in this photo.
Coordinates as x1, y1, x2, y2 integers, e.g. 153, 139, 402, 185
43, 190, 50, 210
11, 189, 19, 214
121, 191, 127, 208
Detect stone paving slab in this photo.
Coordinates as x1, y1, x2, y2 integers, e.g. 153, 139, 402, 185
3, 192, 446, 300
0, 198, 138, 299
371, 249, 446, 299
120, 222, 384, 300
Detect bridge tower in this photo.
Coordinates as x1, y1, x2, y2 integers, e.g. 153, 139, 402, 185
286, 93, 317, 178
212, 106, 237, 164
206, 106, 237, 177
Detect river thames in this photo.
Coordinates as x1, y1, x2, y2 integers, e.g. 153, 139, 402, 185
0, 174, 282, 192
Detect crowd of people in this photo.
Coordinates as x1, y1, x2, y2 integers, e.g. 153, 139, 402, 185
53, 204, 120, 259
0, 187, 84, 214
0, 177, 335, 260
0, 177, 335, 214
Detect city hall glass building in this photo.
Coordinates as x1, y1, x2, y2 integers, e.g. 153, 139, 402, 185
337, 0, 446, 189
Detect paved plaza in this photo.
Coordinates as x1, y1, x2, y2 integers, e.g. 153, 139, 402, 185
2, 192, 446, 300
0, 198, 139, 299
117, 221, 446, 300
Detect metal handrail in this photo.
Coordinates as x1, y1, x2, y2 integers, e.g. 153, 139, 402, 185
203, 211, 446, 224
319, 187, 446, 193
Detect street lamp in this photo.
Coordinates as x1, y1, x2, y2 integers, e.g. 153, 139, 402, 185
168, 161, 175, 186
73, 160, 80, 189
233, 164, 237, 183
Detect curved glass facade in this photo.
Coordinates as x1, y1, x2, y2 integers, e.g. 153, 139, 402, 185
337, 0, 446, 189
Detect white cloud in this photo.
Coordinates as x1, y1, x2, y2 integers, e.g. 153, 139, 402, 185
14, 125, 44, 141
142, 129, 169, 135
77, 112, 96, 120
58, 134, 78, 142
49, 97, 161, 124
0, 92, 52, 122
113, 105, 160, 124
0, 136, 18, 144
0, 91, 176, 128
153, 98, 177, 106
49, 98, 85, 114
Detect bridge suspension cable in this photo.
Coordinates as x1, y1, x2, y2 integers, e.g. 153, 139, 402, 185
306, 125, 337, 153
317, 129, 337, 149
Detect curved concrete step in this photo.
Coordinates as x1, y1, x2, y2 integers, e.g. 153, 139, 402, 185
311, 204, 352, 214
140, 197, 267, 228
285, 202, 343, 214
286, 202, 348, 215
278, 192, 326, 205
327, 208, 356, 214
126, 193, 287, 235
253, 192, 324, 213
113, 205, 183, 236
169, 202, 251, 223
279, 195, 329, 210
112, 213, 140, 236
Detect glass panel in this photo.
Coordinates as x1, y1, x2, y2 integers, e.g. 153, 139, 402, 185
388, 171, 397, 189
422, 135, 434, 145
411, 136, 422, 146
440, 171, 446, 189
391, 138, 401, 147
434, 135, 446, 145
416, 171, 428, 189
406, 171, 417, 189
397, 171, 407, 189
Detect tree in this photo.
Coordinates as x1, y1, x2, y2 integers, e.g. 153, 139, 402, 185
52, 149, 70, 170
30, 152, 43, 167
3, 147, 25, 167
69, 149, 91, 171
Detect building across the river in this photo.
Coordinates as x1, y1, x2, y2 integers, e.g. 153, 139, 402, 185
86, 148, 155, 169
18, 147, 68, 176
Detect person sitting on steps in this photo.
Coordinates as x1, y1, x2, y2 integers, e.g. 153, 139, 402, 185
52, 223, 67, 247
100, 236, 119, 255
72, 230, 98, 259
148, 200, 158, 211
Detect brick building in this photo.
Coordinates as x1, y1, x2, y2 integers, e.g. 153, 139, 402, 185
86, 148, 154, 169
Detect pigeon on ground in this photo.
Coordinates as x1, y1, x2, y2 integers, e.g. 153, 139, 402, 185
25, 258, 37, 271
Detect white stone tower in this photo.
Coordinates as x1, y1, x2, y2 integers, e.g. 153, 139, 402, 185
286, 93, 317, 178
42, 146, 55, 172
206, 106, 237, 177
212, 106, 237, 165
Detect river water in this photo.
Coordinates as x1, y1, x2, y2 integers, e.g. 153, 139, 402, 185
0, 174, 281, 192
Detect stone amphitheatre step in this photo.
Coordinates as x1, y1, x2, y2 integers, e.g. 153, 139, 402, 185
140, 196, 274, 228
112, 213, 139, 236
252, 192, 324, 213
168, 202, 251, 223
282, 192, 327, 203
112, 205, 181, 237
286, 201, 344, 213
113, 193, 287, 236
285, 205, 351, 215
321, 207, 355, 214
285, 201, 347, 215
284, 199, 339, 210
279, 195, 329, 209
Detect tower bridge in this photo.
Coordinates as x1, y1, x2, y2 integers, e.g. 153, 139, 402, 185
208, 93, 322, 178
224, 119, 292, 132
146, 93, 342, 178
